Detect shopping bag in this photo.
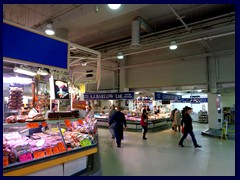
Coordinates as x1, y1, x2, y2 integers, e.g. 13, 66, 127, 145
181, 126, 184, 134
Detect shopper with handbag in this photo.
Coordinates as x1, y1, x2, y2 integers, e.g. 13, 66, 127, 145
141, 109, 148, 140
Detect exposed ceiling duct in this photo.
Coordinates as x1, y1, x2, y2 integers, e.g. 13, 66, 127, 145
130, 16, 153, 49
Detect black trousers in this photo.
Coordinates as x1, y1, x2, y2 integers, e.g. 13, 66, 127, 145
142, 125, 148, 138
179, 130, 198, 146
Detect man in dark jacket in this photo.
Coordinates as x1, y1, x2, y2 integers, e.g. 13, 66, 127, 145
109, 106, 127, 148
178, 106, 201, 148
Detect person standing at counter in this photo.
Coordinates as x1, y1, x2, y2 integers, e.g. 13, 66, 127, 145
28, 103, 41, 118
178, 106, 202, 148
141, 109, 148, 140
86, 105, 94, 119
174, 109, 181, 132
109, 106, 127, 148
108, 105, 117, 139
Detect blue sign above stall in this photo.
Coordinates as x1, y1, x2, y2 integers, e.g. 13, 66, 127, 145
3, 22, 69, 70
84, 92, 134, 100
154, 92, 182, 100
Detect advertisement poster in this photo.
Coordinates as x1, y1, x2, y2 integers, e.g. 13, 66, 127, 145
54, 80, 69, 99
72, 100, 87, 110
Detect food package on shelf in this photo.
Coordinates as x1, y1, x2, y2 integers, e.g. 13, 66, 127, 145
3, 132, 22, 141
8, 87, 23, 110
16, 115, 26, 123
3, 148, 17, 163
5, 115, 17, 124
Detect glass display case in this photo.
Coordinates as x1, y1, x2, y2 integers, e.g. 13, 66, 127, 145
3, 117, 98, 176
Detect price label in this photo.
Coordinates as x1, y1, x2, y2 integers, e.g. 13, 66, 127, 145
33, 151, 45, 159
53, 146, 60, 154
45, 147, 53, 156
64, 120, 71, 128
27, 122, 39, 129
80, 139, 92, 147
19, 153, 33, 163
57, 142, 66, 152
78, 119, 84, 125
41, 121, 47, 127
3, 156, 9, 167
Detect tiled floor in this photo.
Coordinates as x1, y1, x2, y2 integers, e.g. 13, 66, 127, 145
98, 123, 235, 176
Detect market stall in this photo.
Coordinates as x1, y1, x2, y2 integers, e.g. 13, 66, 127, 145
3, 20, 101, 176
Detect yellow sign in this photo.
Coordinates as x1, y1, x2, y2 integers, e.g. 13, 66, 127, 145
79, 84, 85, 93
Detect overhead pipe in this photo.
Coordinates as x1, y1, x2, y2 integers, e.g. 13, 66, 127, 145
92, 12, 234, 50
167, 4, 191, 32
130, 16, 153, 49
102, 31, 235, 61
113, 49, 234, 70
32, 4, 86, 29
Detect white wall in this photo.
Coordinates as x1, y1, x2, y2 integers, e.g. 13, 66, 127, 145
127, 58, 207, 88
221, 88, 235, 108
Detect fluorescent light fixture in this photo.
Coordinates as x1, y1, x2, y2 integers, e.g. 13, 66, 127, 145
81, 62, 87, 66
169, 41, 178, 50
176, 92, 181, 95
37, 68, 48, 76
13, 67, 37, 76
3, 76, 32, 84
135, 91, 140, 94
197, 89, 202, 92
117, 52, 124, 60
45, 23, 55, 35
163, 91, 167, 93
108, 4, 121, 10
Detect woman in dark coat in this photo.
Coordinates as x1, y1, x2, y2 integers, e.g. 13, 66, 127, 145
178, 106, 201, 148
109, 106, 127, 148
141, 109, 148, 140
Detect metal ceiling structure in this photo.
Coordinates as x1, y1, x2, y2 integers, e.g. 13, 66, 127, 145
3, 4, 235, 90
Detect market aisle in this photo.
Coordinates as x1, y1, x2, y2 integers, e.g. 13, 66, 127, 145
97, 123, 235, 176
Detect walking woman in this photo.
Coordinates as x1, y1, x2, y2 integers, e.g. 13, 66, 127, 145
178, 106, 202, 148
141, 109, 148, 140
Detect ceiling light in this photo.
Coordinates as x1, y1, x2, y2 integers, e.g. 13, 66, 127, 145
197, 89, 202, 92
169, 41, 178, 50
108, 4, 121, 10
81, 62, 87, 66
117, 52, 124, 60
176, 92, 181, 95
37, 68, 49, 76
13, 66, 37, 76
45, 23, 55, 35
163, 91, 167, 93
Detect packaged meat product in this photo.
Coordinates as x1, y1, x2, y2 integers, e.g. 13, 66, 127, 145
3, 156, 9, 167
3, 132, 22, 141
17, 115, 26, 123
3, 148, 11, 156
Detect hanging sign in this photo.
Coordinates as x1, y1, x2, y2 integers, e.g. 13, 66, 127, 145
154, 92, 182, 100
84, 92, 134, 100
3, 22, 69, 70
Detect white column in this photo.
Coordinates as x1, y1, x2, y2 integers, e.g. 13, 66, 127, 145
119, 60, 127, 92
207, 93, 219, 129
